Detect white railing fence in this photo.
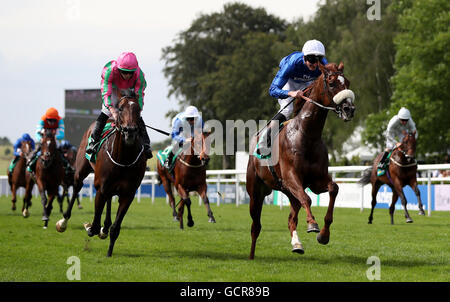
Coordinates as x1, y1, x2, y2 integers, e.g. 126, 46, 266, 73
1, 164, 449, 216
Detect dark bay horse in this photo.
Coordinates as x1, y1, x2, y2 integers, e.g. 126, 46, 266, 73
358, 131, 425, 224
29, 129, 65, 228
247, 62, 355, 259
157, 131, 216, 229
56, 91, 147, 257
7, 140, 34, 217
57, 146, 82, 212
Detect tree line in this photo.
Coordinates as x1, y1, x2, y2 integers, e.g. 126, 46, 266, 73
162, 0, 450, 168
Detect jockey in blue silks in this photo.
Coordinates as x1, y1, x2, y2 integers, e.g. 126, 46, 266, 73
164, 106, 204, 169
8, 133, 35, 177
257, 39, 328, 156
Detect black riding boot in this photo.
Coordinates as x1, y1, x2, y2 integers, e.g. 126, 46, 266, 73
86, 112, 109, 155
138, 116, 153, 159
378, 151, 389, 169
164, 151, 174, 169
26, 144, 41, 172
257, 112, 287, 156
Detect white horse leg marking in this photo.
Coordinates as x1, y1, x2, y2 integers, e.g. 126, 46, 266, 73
291, 230, 301, 246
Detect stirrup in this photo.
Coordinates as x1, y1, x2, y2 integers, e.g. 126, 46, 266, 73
86, 141, 97, 154
164, 158, 171, 169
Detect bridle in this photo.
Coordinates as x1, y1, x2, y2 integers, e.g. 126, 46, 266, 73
390, 135, 417, 167
299, 68, 351, 119
106, 96, 144, 167
178, 134, 208, 168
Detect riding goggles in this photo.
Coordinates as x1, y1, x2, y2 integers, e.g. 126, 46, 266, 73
304, 55, 323, 64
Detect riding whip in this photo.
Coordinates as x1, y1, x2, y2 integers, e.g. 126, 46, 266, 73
145, 125, 170, 136
256, 97, 295, 135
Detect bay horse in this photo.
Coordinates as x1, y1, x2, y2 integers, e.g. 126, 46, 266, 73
56, 90, 147, 257
358, 131, 425, 224
7, 140, 34, 217
156, 130, 216, 229
30, 129, 65, 228
247, 62, 355, 259
57, 146, 82, 212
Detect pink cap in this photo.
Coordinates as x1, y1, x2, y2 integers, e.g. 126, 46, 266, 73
117, 52, 138, 71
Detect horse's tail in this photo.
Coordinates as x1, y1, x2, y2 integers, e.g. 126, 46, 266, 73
358, 167, 373, 186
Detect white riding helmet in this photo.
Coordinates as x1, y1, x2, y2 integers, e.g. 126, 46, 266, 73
184, 106, 200, 118
302, 39, 326, 57
398, 107, 411, 120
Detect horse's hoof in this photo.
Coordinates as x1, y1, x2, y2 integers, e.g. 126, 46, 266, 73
292, 243, 304, 254
56, 219, 67, 232
418, 211, 425, 216
187, 220, 194, 227
307, 223, 320, 233
22, 209, 30, 218
368, 221, 372, 224
77, 205, 83, 210
406, 217, 413, 223
83, 223, 95, 237
317, 233, 329, 245
208, 217, 216, 223
173, 216, 180, 222
98, 227, 108, 239
12, 205, 16, 211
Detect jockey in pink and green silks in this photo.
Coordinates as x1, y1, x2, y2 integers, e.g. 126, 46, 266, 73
86, 52, 152, 159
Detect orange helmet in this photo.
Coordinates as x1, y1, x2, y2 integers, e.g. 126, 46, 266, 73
41, 107, 61, 121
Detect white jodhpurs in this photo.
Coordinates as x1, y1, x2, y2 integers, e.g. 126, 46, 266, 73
277, 79, 309, 119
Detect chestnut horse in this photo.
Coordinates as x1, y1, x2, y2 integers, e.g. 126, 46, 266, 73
157, 131, 216, 229
7, 140, 34, 217
247, 62, 355, 259
56, 91, 146, 257
29, 129, 65, 228
358, 131, 425, 224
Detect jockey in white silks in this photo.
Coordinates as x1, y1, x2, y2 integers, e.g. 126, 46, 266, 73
378, 107, 418, 168
164, 106, 204, 169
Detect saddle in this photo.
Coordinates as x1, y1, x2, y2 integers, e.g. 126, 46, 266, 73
376, 150, 393, 176
156, 146, 182, 172
253, 120, 291, 159
85, 122, 116, 163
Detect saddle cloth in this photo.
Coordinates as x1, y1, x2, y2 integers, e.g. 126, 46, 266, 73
376, 150, 393, 176
253, 120, 289, 159
85, 122, 115, 163
156, 146, 182, 171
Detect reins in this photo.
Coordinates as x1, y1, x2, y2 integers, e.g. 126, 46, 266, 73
104, 96, 145, 167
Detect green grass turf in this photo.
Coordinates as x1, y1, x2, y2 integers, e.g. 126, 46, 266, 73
0, 195, 448, 282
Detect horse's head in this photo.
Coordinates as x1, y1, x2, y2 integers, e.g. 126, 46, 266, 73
116, 90, 141, 146
40, 130, 56, 168
399, 131, 417, 163
20, 140, 33, 158
182, 129, 210, 166
317, 62, 355, 121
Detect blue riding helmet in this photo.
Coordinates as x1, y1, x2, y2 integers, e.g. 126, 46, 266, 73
22, 133, 32, 141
